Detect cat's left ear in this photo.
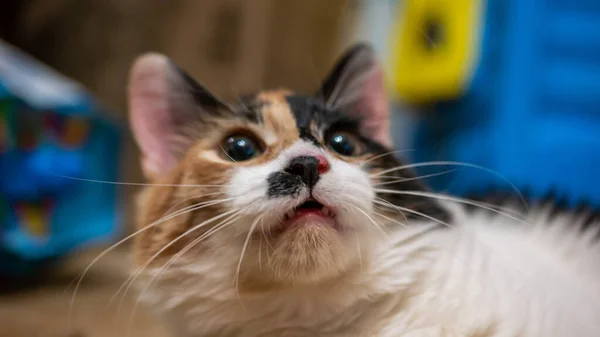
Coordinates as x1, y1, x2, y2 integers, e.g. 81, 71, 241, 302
319, 44, 390, 147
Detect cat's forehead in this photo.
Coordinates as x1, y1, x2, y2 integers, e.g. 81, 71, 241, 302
241, 89, 349, 146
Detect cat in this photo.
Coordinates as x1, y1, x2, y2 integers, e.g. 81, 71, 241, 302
127, 43, 600, 337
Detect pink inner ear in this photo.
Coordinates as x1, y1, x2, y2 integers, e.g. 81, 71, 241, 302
128, 53, 178, 178
354, 65, 391, 147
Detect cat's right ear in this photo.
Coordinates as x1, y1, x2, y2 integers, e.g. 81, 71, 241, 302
128, 53, 229, 179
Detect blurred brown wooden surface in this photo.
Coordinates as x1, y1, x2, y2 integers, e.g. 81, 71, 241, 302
0, 246, 169, 337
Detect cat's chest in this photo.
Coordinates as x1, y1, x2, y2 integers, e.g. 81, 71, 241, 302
150, 278, 399, 337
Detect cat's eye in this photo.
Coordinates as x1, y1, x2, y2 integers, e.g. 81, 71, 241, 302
221, 134, 263, 162
327, 132, 361, 156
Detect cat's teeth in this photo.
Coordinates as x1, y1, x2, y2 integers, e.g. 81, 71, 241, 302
286, 210, 296, 219
322, 207, 332, 217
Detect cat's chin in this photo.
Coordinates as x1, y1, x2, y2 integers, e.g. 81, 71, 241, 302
242, 220, 355, 287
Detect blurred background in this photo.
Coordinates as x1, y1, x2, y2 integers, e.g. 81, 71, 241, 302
1, 0, 599, 336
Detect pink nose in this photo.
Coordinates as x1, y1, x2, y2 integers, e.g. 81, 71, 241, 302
315, 155, 330, 174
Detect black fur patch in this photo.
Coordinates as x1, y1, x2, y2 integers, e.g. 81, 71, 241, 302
284, 94, 361, 146
285, 95, 322, 146
267, 172, 303, 198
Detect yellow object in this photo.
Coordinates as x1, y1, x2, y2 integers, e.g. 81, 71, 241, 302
390, 0, 483, 103
20, 203, 48, 237
64, 117, 89, 147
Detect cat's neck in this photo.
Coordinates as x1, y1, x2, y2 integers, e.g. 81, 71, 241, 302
141, 223, 440, 337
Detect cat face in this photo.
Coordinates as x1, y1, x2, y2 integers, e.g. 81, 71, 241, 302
129, 44, 447, 288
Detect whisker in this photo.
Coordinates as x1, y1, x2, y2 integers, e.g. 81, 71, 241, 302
126, 212, 244, 334
354, 231, 363, 271
220, 144, 238, 162
69, 196, 234, 327
373, 189, 533, 227
370, 207, 410, 229
373, 200, 455, 229
147, 212, 244, 291
360, 149, 415, 165
258, 232, 263, 273
372, 170, 456, 186
110, 208, 242, 316
51, 173, 247, 188
370, 161, 529, 211
234, 214, 263, 306
374, 197, 408, 222
352, 206, 388, 237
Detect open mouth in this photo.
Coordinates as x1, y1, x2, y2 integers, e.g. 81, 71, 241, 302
283, 198, 336, 221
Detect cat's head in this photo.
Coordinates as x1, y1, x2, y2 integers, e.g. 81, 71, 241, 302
129, 44, 448, 288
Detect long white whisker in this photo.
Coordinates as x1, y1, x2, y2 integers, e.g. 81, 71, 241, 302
235, 214, 263, 306
370, 161, 528, 210
148, 212, 244, 291
372, 170, 456, 186
112, 208, 241, 316
361, 149, 415, 165
354, 231, 363, 271
352, 206, 388, 237
373, 189, 532, 227
370, 207, 410, 229
69, 196, 234, 327
373, 200, 455, 229
50, 173, 247, 188
126, 212, 244, 335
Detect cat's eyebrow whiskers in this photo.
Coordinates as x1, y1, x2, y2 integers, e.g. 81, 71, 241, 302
68, 195, 236, 328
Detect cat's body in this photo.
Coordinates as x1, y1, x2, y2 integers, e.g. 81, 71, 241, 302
128, 44, 600, 337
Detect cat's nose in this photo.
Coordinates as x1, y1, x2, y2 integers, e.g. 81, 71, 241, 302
285, 155, 330, 189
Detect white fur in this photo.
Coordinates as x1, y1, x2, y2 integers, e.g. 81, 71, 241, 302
138, 141, 600, 337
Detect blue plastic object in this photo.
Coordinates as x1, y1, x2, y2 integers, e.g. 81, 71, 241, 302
402, 0, 600, 207
0, 41, 121, 276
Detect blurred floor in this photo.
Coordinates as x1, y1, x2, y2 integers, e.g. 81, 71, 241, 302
0, 246, 169, 337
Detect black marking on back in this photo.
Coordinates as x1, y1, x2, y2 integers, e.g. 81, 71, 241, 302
465, 189, 600, 240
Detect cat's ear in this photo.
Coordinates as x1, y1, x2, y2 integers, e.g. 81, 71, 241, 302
319, 44, 390, 147
128, 53, 230, 179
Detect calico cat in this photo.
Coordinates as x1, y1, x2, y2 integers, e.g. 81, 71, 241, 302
128, 44, 600, 337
